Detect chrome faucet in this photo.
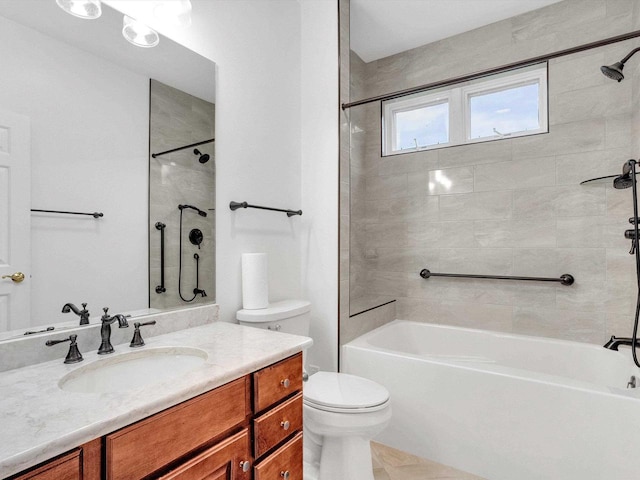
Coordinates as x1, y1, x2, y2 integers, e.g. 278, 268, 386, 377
603, 335, 640, 351
62, 302, 90, 325
98, 307, 129, 355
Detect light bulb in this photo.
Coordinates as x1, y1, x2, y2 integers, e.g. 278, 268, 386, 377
122, 15, 160, 48
56, 0, 102, 19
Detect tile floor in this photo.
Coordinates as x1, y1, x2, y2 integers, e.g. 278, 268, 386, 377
371, 442, 487, 480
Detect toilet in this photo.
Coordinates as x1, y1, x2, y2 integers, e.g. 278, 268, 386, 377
237, 300, 391, 480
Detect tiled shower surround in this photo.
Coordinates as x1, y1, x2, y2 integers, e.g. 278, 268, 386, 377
149, 80, 216, 310
345, 0, 640, 345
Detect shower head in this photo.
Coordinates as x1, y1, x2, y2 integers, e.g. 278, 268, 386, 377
614, 160, 637, 190
600, 62, 624, 82
601, 47, 640, 83
178, 204, 208, 217
194, 148, 210, 164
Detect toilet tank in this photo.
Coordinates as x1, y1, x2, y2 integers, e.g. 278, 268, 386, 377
236, 300, 311, 336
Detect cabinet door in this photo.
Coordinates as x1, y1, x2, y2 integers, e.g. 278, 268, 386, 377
106, 376, 250, 479
254, 433, 303, 480
159, 429, 252, 480
10, 449, 80, 480
253, 354, 302, 413
253, 393, 302, 458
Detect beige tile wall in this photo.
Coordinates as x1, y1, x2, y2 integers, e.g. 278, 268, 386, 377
339, 0, 351, 342
347, 0, 640, 345
149, 80, 216, 310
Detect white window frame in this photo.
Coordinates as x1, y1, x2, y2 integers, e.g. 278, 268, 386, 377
382, 63, 548, 156
383, 90, 452, 154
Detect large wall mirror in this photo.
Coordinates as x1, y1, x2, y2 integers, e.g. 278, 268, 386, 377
0, 1, 216, 338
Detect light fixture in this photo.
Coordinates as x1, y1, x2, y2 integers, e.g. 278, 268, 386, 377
55, 0, 102, 19
122, 15, 160, 48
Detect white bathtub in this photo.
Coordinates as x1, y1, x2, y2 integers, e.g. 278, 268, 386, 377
342, 320, 640, 480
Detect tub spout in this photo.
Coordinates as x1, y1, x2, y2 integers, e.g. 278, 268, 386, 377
603, 335, 640, 351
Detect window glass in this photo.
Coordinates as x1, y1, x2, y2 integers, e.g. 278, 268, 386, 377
469, 83, 540, 139
395, 102, 448, 150
381, 63, 547, 156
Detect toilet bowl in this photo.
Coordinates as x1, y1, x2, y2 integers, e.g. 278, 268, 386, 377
237, 300, 391, 480
303, 372, 391, 480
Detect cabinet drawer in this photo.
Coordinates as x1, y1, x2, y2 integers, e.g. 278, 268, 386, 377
158, 428, 252, 480
253, 393, 302, 458
10, 449, 81, 480
253, 354, 302, 412
254, 432, 303, 480
106, 376, 250, 480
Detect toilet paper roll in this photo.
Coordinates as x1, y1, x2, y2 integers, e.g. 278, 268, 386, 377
241, 253, 269, 309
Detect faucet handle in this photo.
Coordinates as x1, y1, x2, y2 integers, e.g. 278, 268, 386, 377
46, 334, 83, 364
130, 320, 157, 348
80, 303, 90, 325
101, 307, 109, 320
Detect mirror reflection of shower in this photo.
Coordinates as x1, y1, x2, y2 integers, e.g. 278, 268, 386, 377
149, 79, 215, 309
178, 204, 207, 302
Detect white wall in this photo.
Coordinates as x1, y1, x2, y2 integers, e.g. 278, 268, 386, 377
0, 15, 148, 327
300, 0, 339, 372
112, 0, 340, 370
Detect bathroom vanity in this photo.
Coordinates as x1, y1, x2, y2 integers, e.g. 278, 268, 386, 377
0, 322, 311, 479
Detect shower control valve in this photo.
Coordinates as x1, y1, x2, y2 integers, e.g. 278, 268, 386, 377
625, 229, 638, 254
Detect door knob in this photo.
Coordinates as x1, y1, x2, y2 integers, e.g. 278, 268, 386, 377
2, 272, 25, 283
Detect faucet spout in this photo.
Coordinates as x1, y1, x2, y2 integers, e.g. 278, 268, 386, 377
603, 335, 640, 351
62, 302, 90, 325
98, 308, 129, 355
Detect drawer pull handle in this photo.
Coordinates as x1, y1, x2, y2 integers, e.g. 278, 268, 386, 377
280, 471, 290, 479
281, 378, 290, 388
239, 460, 251, 472
281, 420, 290, 430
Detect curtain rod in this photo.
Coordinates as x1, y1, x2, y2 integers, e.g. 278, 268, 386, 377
151, 138, 215, 158
342, 29, 640, 110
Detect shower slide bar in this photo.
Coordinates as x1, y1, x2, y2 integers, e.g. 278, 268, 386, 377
151, 138, 214, 158
229, 201, 302, 217
419, 269, 575, 286
155, 222, 166, 294
31, 209, 103, 218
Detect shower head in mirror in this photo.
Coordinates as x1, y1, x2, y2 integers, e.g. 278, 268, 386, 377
194, 148, 210, 164
179, 204, 207, 217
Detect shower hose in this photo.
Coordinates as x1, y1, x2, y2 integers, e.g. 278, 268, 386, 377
628, 160, 640, 368
178, 207, 197, 303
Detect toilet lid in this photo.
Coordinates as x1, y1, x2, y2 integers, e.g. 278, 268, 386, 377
303, 372, 390, 411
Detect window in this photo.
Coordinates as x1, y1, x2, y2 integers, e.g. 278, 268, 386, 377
382, 63, 548, 156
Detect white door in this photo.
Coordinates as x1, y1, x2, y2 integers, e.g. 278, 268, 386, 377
0, 109, 30, 332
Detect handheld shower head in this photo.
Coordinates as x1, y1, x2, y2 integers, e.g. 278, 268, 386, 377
178, 204, 208, 217
614, 160, 637, 190
194, 148, 210, 164
601, 47, 640, 83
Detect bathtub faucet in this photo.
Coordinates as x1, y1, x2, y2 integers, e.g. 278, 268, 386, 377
603, 335, 640, 351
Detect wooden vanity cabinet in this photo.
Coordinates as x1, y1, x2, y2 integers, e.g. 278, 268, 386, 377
252, 354, 304, 479
7, 438, 100, 480
105, 376, 251, 480
7, 353, 304, 480
158, 429, 251, 480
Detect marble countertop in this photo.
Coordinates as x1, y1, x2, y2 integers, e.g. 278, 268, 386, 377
0, 322, 313, 478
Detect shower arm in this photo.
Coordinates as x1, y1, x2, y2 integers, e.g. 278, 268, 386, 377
620, 47, 640, 64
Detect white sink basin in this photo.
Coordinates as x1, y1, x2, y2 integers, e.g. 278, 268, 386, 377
59, 347, 208, 394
